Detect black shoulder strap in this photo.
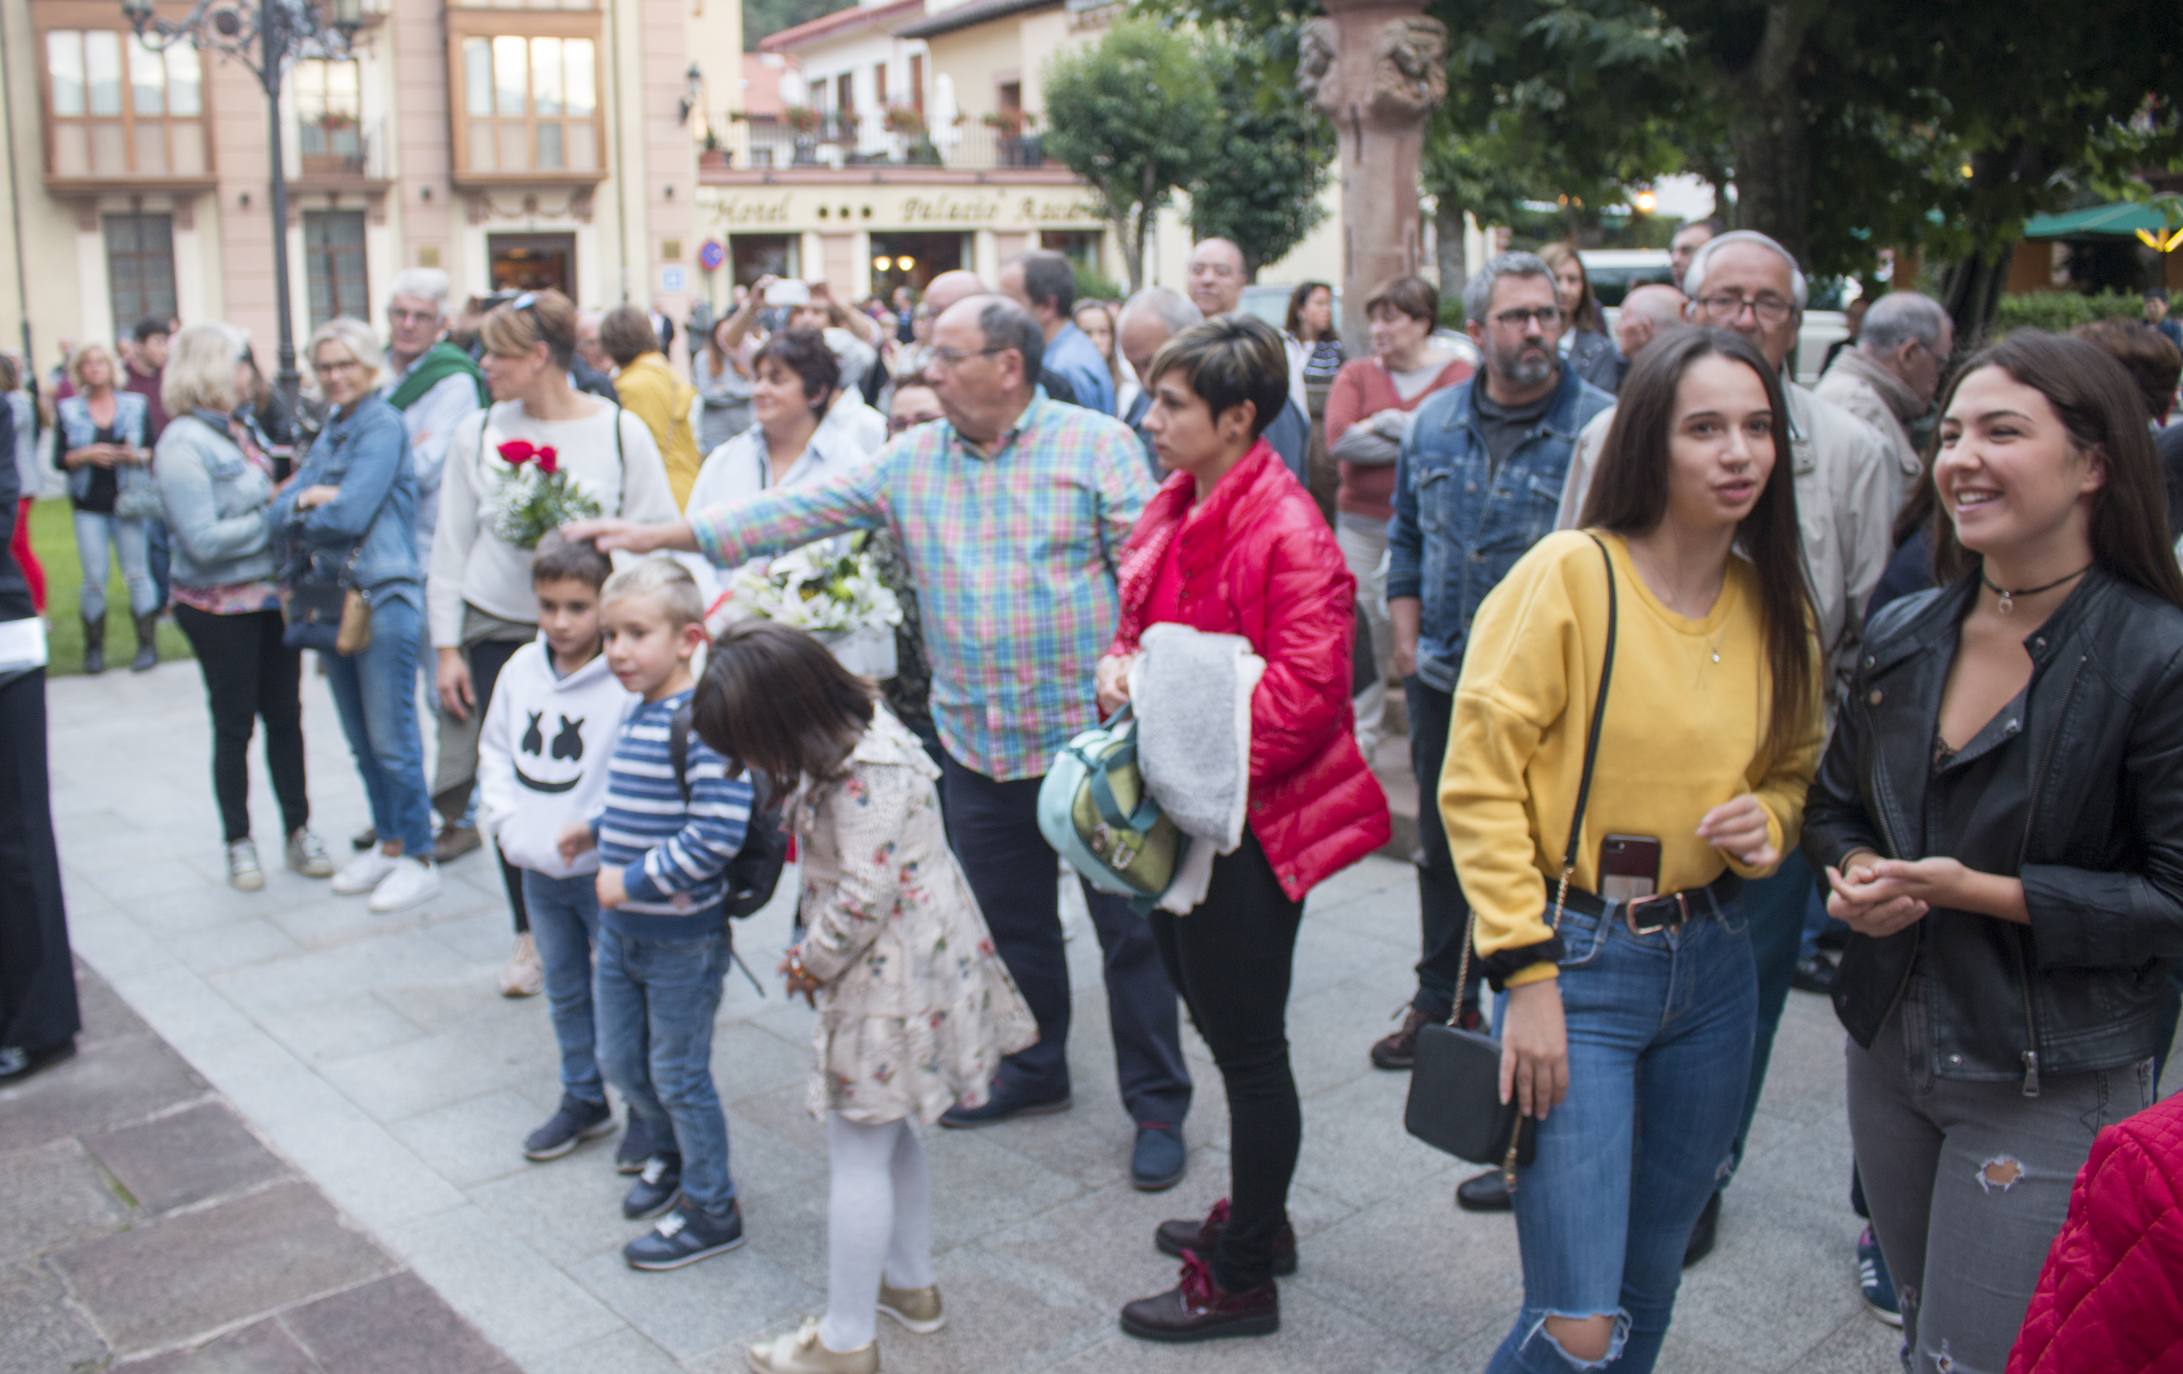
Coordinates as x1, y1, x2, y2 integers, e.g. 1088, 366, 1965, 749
669, 703, 692, 804
1564, 534, 1619, 872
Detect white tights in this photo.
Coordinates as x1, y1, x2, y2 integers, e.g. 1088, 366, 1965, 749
818, 1113, 935, 1353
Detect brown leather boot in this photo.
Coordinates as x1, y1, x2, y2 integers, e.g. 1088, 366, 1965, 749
1119, 1251, 1278, 1343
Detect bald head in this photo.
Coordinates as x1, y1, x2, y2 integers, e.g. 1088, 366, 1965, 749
1186, 239, 1246, 317
922, 270, 989, 316
1614, 284, 1690, 361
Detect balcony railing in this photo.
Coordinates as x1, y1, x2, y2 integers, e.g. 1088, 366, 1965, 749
294, 115, 389, 184
739, 114, 1049, 173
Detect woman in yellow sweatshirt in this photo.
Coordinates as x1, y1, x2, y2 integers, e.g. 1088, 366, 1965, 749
1443, 328, 1823, 1373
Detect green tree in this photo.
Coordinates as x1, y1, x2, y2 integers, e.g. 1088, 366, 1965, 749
1043, 21, 1218, 290
1184, 30, 1337, 278
742, 0, 854, 50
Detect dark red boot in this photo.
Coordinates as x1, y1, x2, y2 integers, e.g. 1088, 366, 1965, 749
1119, 1251, 1279, 1343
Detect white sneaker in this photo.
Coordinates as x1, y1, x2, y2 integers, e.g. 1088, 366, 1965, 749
333, 848, 401, 896
367, 857, 441, 914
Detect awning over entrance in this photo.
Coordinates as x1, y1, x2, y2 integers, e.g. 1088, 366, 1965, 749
2022, 201, 2183, 239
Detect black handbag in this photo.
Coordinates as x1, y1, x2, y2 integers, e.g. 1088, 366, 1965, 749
1403, 533, 1618, 1186
281, 542, 371, 655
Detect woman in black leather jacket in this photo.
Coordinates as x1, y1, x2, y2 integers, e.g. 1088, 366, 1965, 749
1803, 331, 2183, 1374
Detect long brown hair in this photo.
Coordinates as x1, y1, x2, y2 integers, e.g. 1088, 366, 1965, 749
691, 619, 876, 794
1537, 242, 1603, 334
1929, 331, 2183, 608
1579, 327, 1817, 768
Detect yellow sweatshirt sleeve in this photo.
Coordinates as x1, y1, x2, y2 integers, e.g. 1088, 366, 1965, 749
1730, 630, 1828, 878
1439, 536, 1590, 989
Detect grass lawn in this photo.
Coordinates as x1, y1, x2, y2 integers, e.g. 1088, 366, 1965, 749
27, 497, 195, 676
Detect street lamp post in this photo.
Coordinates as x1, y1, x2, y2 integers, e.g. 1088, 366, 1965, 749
121, 0, 364, 413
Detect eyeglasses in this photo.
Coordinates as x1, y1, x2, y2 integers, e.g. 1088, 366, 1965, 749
927, 345, 1004, 370
387, 307, 440, 326
1489, 306, 1563, 330
1696, 293, 1795, 325
315, 358, 364, 375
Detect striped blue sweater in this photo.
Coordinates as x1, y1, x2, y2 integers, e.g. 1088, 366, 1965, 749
592, 689, 753, 938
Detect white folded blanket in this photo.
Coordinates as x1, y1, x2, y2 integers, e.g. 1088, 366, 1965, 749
1128, 623, 1264, 914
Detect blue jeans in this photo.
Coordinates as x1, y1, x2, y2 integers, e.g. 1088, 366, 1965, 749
72, 510, 158, 620
522, 869, 606, 1104
595, 925, 735, 1214
322, 593, 433, 857
1487, 893, 1757, 1373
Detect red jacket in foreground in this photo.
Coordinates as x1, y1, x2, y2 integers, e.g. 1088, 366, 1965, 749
2008, 1090, 2183, 1374
1108, 439, 1391, 901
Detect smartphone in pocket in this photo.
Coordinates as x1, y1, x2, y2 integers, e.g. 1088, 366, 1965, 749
1599, 834, 1663, 903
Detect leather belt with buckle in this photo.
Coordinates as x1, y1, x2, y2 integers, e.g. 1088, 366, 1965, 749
1624, 891, 1692, 936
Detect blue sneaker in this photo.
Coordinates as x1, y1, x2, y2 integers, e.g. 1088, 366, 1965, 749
1131, 1122, 1187, 1192
624, 1199, 745, 1271
521, 1094, 614, 1161
1857, 1226, 1903, 1328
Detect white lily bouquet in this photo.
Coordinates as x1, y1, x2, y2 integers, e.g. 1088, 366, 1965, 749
715, 543, 903, 678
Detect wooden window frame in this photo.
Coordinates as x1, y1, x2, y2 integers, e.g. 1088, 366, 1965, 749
446, 8, 609, 188
908, 54, 924, 117
34, 3, 216, 190
302, 209, 371, 329
103, 212, 178, 338
295, 58, 364, 176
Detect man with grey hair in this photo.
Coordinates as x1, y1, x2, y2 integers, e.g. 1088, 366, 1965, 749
1180, 237, 1311, 482
1611, 282, 1691, 383
567, 294, 1197, 1192
1118, 287, 1203, 465
1374, 251, 1614, 1128
1556, 227, 1896, 1260
1816, 290, 1953, 509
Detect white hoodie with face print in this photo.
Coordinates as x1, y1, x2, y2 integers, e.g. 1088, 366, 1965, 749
476, 636, 635, 878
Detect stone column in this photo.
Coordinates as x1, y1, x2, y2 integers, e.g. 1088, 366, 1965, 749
1299, 0, 1449, 345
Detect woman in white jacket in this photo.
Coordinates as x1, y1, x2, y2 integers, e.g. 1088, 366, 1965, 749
694, 619, 1034, 1374
475, 536, 639, 1164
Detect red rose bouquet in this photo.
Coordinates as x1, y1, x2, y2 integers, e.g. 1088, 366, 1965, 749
489, 438, 600, 548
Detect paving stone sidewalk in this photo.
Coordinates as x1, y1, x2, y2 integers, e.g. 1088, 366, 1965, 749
37, 661, 1907, 1372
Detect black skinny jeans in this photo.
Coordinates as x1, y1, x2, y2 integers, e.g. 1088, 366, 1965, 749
174, 605, 308, 844
1148, 833, 1304, 1292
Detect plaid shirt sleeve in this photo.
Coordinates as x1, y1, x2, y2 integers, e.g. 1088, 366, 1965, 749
1090, 421, 1156, 577
688, 448, 894, 566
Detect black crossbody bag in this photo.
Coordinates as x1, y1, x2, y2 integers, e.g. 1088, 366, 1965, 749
1403, 533, 1617, 1187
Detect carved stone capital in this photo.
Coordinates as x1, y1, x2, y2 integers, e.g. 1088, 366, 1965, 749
1295, 9, 1447, 127
1370, 15, 1447, 121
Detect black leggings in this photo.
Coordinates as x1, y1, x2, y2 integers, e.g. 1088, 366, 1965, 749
174, 605, 308, 844
1148, 833, 1305, 1291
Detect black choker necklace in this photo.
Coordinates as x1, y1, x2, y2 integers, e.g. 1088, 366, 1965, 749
1981, 565, 2091, 616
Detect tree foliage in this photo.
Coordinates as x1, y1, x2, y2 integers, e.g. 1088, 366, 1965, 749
741, 0, 853, 51
1042, 21, 1218, 290
1183, 29, 1338, 278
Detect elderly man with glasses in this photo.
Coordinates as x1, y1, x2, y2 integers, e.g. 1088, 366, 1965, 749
566, 295, 1198, 1193
1816, 290, 1954, 511
1555, 228, 1897, 1265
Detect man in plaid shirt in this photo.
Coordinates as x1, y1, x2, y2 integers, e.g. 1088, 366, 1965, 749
568, 296, 1195, 1191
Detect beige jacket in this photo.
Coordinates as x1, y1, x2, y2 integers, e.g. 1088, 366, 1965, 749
792, 708, 1037, 1125
1814, 349, 1925, 515
1556, 382, 1896, 712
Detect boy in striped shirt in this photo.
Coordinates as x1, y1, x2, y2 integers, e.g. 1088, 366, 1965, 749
557, 558, 753, 1271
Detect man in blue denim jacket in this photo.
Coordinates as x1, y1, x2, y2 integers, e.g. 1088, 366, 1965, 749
1375, 254, 1614, 1107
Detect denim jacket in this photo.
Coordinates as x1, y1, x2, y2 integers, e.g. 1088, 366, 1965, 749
56, 391, 153, 507
1386, 366, 1614, 690
271, 394, 420, 604
153, 409, 276, 589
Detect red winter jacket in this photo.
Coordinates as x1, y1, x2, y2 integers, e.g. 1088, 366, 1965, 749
1108, 439, 1391, 901
2008, 1091, 2183, 1374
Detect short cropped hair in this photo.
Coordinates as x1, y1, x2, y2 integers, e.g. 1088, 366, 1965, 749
1463, 253, 1553, 325
753, 326, 841, 408
479, 288, 579, 369
134, 317, 171, 345
387, 267, 451, 313
1145, 314, 1290, 439
1119, 287, 1201, 336
2074, 318, 2182, 422
66, 342, 117, 391
978, 298, 1045, 386
1683, 230, 1811, 311
1013, 250, 1077, 316
307, 317, 386, 389
1859, 292, 1951, 356
162, 323, 246, 416
600, 557, 705, 627
1366, 274, 1440, 325
531, 532, 612, 591
598, 305, 662, 368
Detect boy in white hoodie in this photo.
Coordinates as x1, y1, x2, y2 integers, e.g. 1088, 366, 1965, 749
478, 535, 644, 1166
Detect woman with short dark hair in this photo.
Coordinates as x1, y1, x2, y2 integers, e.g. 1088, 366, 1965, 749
1448, 328, 1822, 1372
1097, 314, 1390, 1343
1806, 331, 2183, 1372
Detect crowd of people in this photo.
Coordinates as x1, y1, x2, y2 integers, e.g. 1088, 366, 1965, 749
4, 223, 2183, 1374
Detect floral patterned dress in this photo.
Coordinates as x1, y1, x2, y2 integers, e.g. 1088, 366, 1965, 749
793, 707, 1037, 1125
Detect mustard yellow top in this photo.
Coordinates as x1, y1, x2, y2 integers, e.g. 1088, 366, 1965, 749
1439, 530, 1823, 987
615, 353, 703, 509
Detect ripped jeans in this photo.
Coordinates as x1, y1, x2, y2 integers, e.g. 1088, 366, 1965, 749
1845, 979, 2153, 1374
1487, 891, 1756, 1373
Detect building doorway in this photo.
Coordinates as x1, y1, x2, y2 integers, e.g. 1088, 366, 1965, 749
488, 233, 576, 296
867, 231, 967, 299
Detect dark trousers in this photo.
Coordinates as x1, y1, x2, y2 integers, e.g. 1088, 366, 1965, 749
0, 669, 79, 1055
1724, 851, 1813, 1183
174, 606, 308, 844
435, 635, 532, 935
1149, 835, 1303, 1291
939, 752, 1190, 1125
1406, 677, 1481, 1022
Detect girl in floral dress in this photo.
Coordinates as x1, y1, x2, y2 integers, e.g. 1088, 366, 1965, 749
692, 618, 1035, 1374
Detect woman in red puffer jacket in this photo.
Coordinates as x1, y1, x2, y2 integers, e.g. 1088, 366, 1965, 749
2008, 1090, 2183, 1374
1094, 315, 1390, 1346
